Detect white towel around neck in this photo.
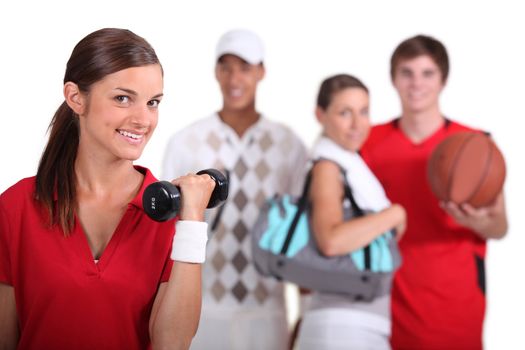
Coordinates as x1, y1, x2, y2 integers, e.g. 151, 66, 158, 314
310, 136, 391, 212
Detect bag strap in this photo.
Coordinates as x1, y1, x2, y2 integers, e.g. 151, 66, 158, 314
332, 164, 372, 270
280, 160, 365, 254
280, 169, 313, 254
342, 177, 364, 216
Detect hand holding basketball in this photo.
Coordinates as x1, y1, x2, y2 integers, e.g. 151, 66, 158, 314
427, 132, 506, 208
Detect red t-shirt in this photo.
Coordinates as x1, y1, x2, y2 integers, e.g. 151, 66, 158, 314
0, 166, 175, 350
361, 119, 487, 350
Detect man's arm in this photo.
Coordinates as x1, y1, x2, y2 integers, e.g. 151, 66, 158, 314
442, 191, 508, 239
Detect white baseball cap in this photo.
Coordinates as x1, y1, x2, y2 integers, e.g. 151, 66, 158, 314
215, 29, 264, 65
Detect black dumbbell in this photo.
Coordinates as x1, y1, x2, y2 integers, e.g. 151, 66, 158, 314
142, 169, 229, 222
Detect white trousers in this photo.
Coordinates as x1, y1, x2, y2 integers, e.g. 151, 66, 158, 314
296, 308, 391, 350
190, 308, 289, 350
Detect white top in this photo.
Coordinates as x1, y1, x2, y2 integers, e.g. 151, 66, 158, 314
311, 136, 391, 212
162, 113, 308, 312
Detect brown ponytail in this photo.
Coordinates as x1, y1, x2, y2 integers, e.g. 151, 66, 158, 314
35, 102, 79, 233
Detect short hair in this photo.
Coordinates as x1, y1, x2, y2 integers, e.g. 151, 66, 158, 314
317, 74, 368, 110
390, 34, 449, 82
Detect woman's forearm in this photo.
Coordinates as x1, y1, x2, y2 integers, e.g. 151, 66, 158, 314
150, 262, 202, 350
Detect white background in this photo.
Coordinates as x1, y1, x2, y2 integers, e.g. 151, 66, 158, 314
1, 0, 523, 348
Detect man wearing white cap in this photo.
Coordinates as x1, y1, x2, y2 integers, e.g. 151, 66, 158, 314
162, 29, 308, 350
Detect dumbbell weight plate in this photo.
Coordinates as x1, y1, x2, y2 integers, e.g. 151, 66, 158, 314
142, 181, 181, 222
197, 169, 229, 208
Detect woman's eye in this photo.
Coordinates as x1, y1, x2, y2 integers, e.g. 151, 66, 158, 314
115, 95, 129, 104
148, 99, 160, 108
340, 110, 352, 118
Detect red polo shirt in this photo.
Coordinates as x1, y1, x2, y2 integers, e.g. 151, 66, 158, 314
0, 166, 174, 350
361, 119, 487, 350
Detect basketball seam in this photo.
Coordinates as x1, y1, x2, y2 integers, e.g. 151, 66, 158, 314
465, 137, 493, 206
447, 133, 476, 202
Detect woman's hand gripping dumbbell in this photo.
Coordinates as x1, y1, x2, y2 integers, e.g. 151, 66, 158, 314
142, 169, 229, 222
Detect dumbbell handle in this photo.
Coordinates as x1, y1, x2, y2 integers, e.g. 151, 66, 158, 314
142, 169, 229, 222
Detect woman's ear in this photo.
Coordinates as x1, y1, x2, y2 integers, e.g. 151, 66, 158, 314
63, 82, 85, 115
315, 106, 325, 124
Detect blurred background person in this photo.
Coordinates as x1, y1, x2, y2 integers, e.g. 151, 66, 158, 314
162, 29, 308, 350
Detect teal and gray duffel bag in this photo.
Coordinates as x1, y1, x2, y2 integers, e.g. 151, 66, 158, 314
251, 163, 401, 301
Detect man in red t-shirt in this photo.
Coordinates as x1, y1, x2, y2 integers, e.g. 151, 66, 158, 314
361, 35, 508, 350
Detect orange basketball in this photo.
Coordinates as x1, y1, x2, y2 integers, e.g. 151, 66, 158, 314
427, 131, 506, 208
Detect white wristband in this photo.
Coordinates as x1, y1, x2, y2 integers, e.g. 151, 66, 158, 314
171, 221, 208, 263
